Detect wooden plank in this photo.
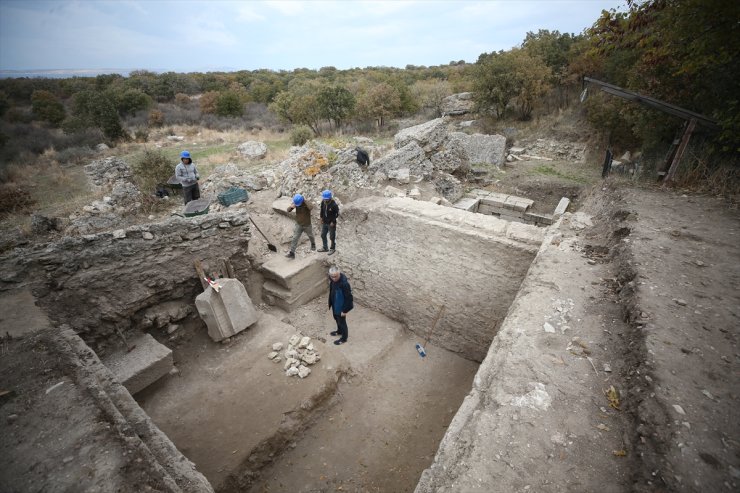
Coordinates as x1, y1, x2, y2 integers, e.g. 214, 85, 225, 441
664, 118, 697, 184
193, 259, 209, 291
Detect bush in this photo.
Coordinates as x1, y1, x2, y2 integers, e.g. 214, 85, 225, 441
148, 109, 164, 127
5, 107, 33, 124
132, 148, 173, 193
0, 183, 35, 218
133, 127, 149, 142
31, 90, 65, 126
215, 91, 244, 117
174, 93, 191, 106
291, 125, 313, 146
56, 146, 96, 165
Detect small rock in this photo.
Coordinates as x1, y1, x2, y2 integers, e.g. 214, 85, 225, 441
298, 336, 310, 349
543, 322, 556, 333
7, 414, 19, 422
273, 357, 282, 364
603, 363, 612, 373
297, 365, 311, 378
700, 389, 715, 400
221, 338, 231, 345
166, 324, 180, 335
62, 456, 74, 464
112, 229, 126, 239
307, 343, 314, 351
267, 351, 278, 360
289, 335, 300, 347
587, 259, 597, 265
169, 367, 180, 376
286, 367, 299, 377
672, 404, 686, 415
272, 342, 283, 351
673, 299, 687, 306
142, 231, 154, 240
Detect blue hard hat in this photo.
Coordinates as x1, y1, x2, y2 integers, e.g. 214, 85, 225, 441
292, 194, 304, 206
322, 190, 332, 200
180, 150, 191, 159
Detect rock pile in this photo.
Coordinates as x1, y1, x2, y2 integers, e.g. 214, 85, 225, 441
267, 334, 321, 379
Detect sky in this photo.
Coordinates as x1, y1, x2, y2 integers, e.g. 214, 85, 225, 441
0, 0, 627, 73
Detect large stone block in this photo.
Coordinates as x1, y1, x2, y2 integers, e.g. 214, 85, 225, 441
104, 333, 173, 394
195, 278, 259, 342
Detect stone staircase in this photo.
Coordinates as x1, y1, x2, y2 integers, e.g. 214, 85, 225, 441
261, 255, 328, 311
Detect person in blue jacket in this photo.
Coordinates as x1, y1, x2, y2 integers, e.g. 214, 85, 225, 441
328, 265, 353, 345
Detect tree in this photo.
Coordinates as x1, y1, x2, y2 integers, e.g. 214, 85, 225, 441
215, 91, 243, 117
317, 86, 355, 130
354, 83, 402, 128
113, 88, 153, 116
268, 81, 323, 134
31, 90, 66, 126
411, 79, 451, 117
66, 90, 125, 140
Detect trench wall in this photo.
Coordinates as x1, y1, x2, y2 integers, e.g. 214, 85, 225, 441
337, 197, 544, 361
0, 211, 252, 355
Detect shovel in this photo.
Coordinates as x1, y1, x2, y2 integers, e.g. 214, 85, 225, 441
249, 216, 278, 252
416, 305, 445, 358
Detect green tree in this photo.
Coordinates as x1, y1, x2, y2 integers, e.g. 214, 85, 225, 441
66, 90, 125, 140
473, 51, 519, 118
317, 86, 355, 130
215, 91, 244, 117
31, 90, 66, 126
113, 88, 153, 116
269, 81, 323, 134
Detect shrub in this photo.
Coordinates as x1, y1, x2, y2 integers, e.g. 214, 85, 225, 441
174, 93, 191, 106
114, 88, 153, 116
69, 90, 126, 140
148, 109, 164, 127
5, 107, 33, 124
132, 148, 173, 193
56, 146, 96, 165
31, 90, 66, 126
0, 91, 8, 117
134, 127, 149, 142
291, 125, 313, 146
0, 183, 35, 218
200, 91, 219, 114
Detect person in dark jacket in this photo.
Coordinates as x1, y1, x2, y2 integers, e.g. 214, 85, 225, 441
328, 266, 353, 345
317, 189, 339, 255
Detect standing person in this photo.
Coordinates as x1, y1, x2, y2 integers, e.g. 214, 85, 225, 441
285, 193, 316, 259
175, 150, 200, 205
317, 189, 339, 255
328, 266, 353, 345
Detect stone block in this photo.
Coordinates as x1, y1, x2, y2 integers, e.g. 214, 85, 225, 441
260, 255, 326, 291
504, 195, 534, 212
452, 197, 479, 212
553, 197, 571, 217
524, 212, 554, 226
195, 278, 259, 342
479, 192, 509, 209
104, 333, 173, 394
271, 197, 294, 217
262, 277, 328, 312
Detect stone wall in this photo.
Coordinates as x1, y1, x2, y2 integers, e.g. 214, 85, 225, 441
336, 197, 544, 361
0, 210, 252, 355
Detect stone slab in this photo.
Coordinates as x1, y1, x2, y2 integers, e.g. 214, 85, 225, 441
271, 197, 294, 217
504, 195, 534, 212
195, 278, 259, 342
554, 197, 571, 216
479, 192, 509, 208
105, 333, 173, 394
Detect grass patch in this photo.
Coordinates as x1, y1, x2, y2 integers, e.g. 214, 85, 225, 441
532, 164, 590, 184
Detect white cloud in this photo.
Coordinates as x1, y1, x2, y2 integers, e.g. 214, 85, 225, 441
264, 0, 305, 16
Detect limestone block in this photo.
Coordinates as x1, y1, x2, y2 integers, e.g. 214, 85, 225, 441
504, 196, 534, 212
298, 336, 310, 349
394, 118, 447, 151
452, 197, 479, 212
195, 278, 259, 342
553, 197, 570, 217
271, 197, 294, 217
105, 333, 173, 395
479, 192, 509, 209
286, 367, 299, 377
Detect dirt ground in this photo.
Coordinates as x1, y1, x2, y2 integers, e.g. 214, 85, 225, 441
135, 296, 478, 492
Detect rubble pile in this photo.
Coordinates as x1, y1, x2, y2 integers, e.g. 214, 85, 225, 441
267, 334, 321, 379
67, 157, 144, 235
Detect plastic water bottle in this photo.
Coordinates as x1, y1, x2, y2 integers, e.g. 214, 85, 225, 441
415, 343, 426, 358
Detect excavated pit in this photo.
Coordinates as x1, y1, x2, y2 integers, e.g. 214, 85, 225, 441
1, 197, 545, 492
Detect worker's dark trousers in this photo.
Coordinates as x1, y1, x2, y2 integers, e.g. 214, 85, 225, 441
333, 313, 348, 342
183, 183, 200, 204
321, 223, 336, 250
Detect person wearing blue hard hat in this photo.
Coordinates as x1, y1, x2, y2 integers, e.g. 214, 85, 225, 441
285, 193, 316, 259
317, 189, 339, 255
175, 150, 201, 205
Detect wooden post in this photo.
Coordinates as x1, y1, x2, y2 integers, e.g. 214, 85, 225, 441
664, 118, 697, 184
193, 260, 209, 290
220, 258, 235, 279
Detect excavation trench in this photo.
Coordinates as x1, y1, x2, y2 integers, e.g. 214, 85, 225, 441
130, 196, 544, 491
1, 196, 544, 492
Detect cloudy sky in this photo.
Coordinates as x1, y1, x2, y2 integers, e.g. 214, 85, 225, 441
0, 0, 626, 73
